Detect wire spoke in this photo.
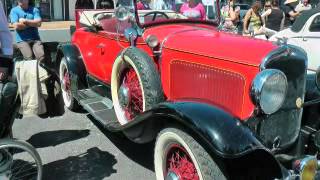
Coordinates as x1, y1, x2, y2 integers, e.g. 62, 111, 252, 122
12, 170, 37, 180
13, 163, 37, 176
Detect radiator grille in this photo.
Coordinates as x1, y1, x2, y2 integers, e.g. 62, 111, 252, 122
170, 60, 246, 116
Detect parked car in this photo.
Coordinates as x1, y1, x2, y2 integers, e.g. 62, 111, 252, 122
270, 8, 320, 73
55, 0, 320, 179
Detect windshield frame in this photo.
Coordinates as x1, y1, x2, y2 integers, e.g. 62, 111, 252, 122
132, 0, 221, 28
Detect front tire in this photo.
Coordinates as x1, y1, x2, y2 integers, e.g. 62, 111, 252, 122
59, 57, 79, 110
154, 128, 226, 180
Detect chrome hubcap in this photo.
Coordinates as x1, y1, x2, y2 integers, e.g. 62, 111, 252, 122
119, 85, 130, 108
165, 171, 180, 180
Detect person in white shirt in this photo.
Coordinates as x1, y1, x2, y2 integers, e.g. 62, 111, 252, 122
295, 0, 312, 13
0, 1, 13, 56
150, 0, 175, 10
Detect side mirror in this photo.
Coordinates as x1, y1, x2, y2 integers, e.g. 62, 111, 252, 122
115, 6, 131, 21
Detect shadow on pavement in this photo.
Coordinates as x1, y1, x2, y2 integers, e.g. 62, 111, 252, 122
87, 115, 155, 171
38, 74, 65, 119
27, 129, 90, 149
73, 107, 89, 114
43, 147, 117, 180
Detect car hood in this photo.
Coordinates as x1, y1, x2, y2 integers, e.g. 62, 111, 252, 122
143, 24, 277, 67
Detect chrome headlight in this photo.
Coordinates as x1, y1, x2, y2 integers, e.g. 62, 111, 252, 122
146, 35, 159, 48
251, 69, 288, 114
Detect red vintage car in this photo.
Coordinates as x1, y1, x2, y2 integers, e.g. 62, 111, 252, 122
55, 0, 320, 179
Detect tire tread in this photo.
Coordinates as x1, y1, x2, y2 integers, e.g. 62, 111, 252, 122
123, 47, 164, 110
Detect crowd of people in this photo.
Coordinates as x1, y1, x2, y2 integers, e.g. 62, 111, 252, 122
135, 0, 317, 37
221, 0, 316, 37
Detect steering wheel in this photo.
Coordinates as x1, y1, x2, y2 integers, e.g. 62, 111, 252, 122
143, 11, 169, 21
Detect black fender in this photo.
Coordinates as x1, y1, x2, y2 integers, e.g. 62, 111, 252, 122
305, 73, 320, 100
122, 101, 283, 178
56, 43, 87, 89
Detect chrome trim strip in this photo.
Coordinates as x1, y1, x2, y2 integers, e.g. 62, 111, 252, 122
292, 36, 320, 39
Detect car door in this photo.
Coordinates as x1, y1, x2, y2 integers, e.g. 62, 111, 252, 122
97, 16, 131, 83
76, 30, 107, 80
300, 13, 320, 71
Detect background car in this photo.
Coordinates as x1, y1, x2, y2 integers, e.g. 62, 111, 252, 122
270, 8, 320, 73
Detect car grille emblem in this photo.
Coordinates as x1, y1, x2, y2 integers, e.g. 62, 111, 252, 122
296, 97, 303, 109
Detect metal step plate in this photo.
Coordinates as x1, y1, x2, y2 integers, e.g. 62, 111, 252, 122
78, 89, 120, 130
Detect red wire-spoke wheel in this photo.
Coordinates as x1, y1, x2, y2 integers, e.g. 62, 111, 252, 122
119, 68, 144, 120
154, 128, 226, 180
59, 57, 79, 110
63, 70, 71, 100
111, 47, 164, 125
166, 144, 199, 180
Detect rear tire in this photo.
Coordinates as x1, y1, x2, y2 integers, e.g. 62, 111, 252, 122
154, 128, 226, 180
59, 57, 79, 110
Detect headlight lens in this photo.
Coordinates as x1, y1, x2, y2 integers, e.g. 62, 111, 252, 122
251, 69, 288, 114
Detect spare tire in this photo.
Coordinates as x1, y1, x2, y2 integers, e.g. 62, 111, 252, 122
111, 47, 164, 125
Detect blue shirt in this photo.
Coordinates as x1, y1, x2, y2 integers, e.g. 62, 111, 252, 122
10, 6, 41, 43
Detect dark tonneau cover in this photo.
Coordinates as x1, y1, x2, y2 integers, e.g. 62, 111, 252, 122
291, 8, 320, 32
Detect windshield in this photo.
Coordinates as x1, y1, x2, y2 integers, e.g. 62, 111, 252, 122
134, 0, 219, 26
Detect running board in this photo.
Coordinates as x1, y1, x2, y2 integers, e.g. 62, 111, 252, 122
77, 89, 121, 131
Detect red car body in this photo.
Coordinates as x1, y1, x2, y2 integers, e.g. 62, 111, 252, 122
55, 1, 320, 179
72, 14, 276, 120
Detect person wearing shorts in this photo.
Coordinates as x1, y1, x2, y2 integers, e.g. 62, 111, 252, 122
10, 0, 44, 62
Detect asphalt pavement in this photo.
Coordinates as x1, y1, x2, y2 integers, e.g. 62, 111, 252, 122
12, 107, 156, 180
